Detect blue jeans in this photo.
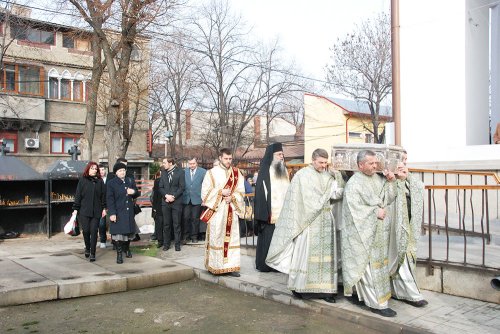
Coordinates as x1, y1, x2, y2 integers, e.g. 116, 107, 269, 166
98, 217, 107, 243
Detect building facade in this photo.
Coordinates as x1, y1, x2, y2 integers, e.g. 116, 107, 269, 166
303, 93, 391, 163
0, 10, 151, 177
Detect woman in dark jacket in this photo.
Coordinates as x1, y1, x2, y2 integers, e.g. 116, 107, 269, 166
72, 161, 106, 262
107, 162, 139, 264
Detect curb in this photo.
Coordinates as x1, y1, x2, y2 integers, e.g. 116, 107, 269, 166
192, 268, 430, 334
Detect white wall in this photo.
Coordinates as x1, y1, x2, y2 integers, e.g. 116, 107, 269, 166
400, 0, 496, 164
400, 0, 467, 162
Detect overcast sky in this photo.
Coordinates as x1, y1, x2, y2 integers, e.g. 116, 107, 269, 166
230, 0, 390, 83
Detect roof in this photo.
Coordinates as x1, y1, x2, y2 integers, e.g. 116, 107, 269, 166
44, 160, 89, 179
305, 93, 393, 120
0, 156, 45, 181
236, 142, 304, 161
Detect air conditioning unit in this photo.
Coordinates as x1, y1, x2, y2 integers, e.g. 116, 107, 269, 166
25, 138, 40, 149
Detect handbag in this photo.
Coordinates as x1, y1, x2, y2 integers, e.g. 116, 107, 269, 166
134, 203, 142, 215
243, 197, 253, 221
64, 213, 80, 236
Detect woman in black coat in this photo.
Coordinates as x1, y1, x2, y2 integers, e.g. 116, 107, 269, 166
72, 161, 106, 262
106, 162, 139, 264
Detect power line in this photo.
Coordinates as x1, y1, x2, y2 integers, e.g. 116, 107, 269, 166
0, 0, 331, 85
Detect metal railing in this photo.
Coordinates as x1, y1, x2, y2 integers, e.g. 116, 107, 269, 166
410, 168, 500, 273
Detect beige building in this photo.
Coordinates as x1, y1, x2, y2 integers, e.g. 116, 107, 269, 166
304, 93, 391, 163
0, 11, 151, 177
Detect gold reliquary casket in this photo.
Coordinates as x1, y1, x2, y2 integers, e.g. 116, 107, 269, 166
331, 143, 405, 172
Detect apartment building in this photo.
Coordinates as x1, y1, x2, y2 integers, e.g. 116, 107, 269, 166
0, 9, 152, 177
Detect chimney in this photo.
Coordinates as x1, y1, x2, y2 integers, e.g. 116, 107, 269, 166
254, 116, 261, 145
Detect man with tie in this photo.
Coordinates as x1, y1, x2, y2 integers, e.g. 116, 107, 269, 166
159, 157, 185, 251
182, 157, 207, 243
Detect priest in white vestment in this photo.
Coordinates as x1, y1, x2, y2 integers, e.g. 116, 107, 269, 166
388, 151, 428, 307
342, 150, 397, 317
266, 148, 344, 303
201, 148, 245, 277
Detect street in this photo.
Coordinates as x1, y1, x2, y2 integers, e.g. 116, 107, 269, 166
0, 279, 379, 334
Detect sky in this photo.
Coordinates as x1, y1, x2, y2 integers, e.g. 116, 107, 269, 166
230, 0, 390, 84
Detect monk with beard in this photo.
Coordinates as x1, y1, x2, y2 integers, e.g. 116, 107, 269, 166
254, 143, 290, 272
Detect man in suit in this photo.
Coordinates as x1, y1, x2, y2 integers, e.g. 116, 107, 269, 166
182, 157, 207, 243
159, 157, 185, 251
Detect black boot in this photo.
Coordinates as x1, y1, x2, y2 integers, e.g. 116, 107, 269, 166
116, 241, 123, 264
124, 241, 132, 258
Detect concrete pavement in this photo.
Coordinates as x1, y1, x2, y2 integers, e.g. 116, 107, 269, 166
1, 234, 499, 334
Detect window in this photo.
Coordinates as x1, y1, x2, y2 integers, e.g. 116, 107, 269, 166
10, 23, 54, 45
348, 132, 362, 138
19, 65, 41, 94
0, 64, 16, 91
49, 77, 59, 99
50, 133, 80, 154
60, 79, 71, 100
0, 131, 18, 153
63, 34, 91, 52
0, 63, 43, 95
62, 35, 74, 49
73, 81, 83, 101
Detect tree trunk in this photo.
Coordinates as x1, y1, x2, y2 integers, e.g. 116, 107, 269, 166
80, 35, 104, 161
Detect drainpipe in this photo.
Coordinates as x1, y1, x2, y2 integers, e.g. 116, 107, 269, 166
345, 113, 351, 143
491, 277, 500, 290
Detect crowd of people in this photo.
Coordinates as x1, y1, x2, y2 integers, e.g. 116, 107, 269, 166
71, 143, 427, 317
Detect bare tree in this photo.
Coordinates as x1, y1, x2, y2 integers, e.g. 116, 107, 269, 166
68, 0, 178, 167
190, 0, 255, 151
191, 0, 303, 154
326, 13, 392, 143
149, 30, 200, 159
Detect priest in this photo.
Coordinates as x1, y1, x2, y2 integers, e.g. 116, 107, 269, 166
388, 150, 428, 307
201, 148, 245, 277
266, 148, 344, 303
341, 150, 397, 317
254, 142, 290, 272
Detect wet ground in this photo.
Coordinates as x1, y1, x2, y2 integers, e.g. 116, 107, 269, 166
0, 279, 379, 334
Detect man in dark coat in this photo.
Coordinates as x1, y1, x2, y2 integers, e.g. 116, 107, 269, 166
254, 142, 290, 272
159, 157, 185, 251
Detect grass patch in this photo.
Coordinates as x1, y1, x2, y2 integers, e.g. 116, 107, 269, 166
22, 321, 39, 326
130, 245, 159, 257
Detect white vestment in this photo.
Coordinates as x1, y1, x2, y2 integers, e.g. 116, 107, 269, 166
201, 165, 245, 274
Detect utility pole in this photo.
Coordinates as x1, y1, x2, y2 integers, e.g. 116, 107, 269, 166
391, 0, 401, 145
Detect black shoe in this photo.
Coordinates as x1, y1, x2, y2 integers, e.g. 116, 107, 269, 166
150, 235, 157, 241
84, 249, 90, 258
89, 254, 96, 262
291, 291, 303, 299
322, 296, 336, 303
175, 245, 181, 251
404, 299, 428, 307
371, 308, 397, 317
132, 234, 141, 242
125, 250, 132, 258
163, 246, 170, 251
346, 295, 365, 306
228, 272, 240, 277
156, 243, 163, 248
